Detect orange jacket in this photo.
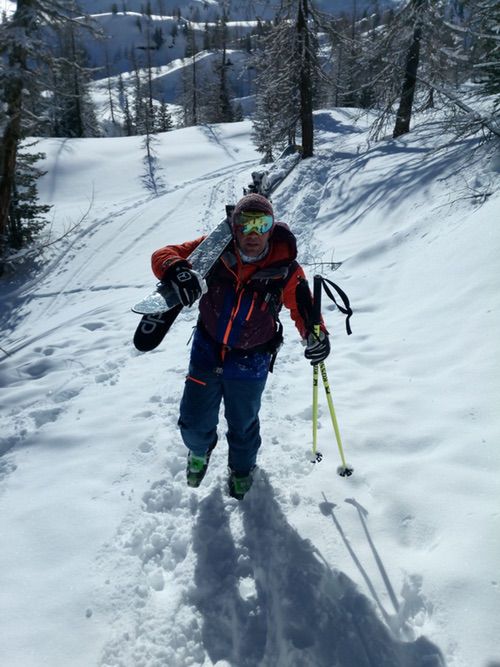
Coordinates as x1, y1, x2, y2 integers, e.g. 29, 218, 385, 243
152, 225, 310, 344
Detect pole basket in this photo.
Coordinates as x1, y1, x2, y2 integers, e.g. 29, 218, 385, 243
310, 451, 323, 464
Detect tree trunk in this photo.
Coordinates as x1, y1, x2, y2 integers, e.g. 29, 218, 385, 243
297, 0, 314, 157
393, 0, 424, 138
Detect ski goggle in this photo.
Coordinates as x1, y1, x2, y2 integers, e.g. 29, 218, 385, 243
234, 211, 274, 235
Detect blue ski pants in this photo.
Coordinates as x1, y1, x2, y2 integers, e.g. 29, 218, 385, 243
178, 366, 267, 476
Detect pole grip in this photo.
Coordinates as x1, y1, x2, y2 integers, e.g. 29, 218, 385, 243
313, 274, 322, 327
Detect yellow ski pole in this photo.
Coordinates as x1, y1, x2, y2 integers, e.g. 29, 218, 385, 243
311, 275, 353, 476
311, 353, 321, 463
318, 359, 353, 476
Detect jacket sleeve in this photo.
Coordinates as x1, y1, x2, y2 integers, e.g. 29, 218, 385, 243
151, 236, 206, 280
282, 264, 329, 339
282, 263, 309, 338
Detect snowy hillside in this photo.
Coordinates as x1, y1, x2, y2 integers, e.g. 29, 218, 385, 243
75, 0, 382, 122
76, 0, 399, 22
78, 11, 256, 79
0, 113, 499, 667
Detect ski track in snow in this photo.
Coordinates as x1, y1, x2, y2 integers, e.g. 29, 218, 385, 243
1, 115, 498, 667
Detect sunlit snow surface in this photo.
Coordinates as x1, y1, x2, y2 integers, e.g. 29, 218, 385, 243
1, 113, 499, 667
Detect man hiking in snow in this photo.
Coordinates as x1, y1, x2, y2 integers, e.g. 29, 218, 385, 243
151, 193, 330, 499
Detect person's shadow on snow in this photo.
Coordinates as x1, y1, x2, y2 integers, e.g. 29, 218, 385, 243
191, 471, 445, 667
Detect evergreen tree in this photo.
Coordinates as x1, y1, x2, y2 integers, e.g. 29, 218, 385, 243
324, 13, 373, 109
252, 20, 299, 160
170, 21, 179, 45
252, 1, 321, 159
118, 73, 134, 135
203, 22, 211, 50
252, 92, 285, 162
325, 0, 468, 137
50, 26, 99, 138
465, 0, 500, 101
157, 101, 173, 132
7, 143, 52, 251
211, 10, 236, 123
0, 0, 94, 271
141, 132, 164, 195
153, 26, 164, 49
184, 27, 200, 125
132, 65, 148, 134
123, 94, 135, 135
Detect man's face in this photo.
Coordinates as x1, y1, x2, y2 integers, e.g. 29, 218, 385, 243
234, 226, 271, 257
233, 210, 273, 258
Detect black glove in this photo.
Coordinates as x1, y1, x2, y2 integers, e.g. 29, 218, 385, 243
304, 330, 330, 365
163, 260, 204, 307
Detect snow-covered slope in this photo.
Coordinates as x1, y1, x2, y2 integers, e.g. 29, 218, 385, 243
73, 0, 399, 84
76, 0, 399, 22
78, 11, 256, 79
0, 114, 499, 667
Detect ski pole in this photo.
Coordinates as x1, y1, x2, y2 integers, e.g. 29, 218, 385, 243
310, 276, 323, 463
312, 274, 353, 477
318, 360, 353, 477
312, 353, 321, 463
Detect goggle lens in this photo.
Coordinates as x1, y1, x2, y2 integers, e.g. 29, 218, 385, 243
235, 212, 273, 235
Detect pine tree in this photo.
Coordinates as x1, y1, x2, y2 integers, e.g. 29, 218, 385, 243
252, 21, 299, 160
104, 43, 118, 131
211, 47, 235, 123
8, 143, 52, 251
0, 0, 94, 272
180, 25, 199, 125
326, 0, 466, 138
143, 16, 156, 129
466, 0, 500, 102
252, 1, 320, 159
157, 101, 173, 132
131, 54, 148, 135
201, 6, 239, 124
252, 93, 284, 162
118, 73, 135, 135
50, 25, 99, 138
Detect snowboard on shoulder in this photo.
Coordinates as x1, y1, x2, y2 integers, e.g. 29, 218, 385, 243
132, 216, 233, 316
132, 146, 301, 352
133, 305, 184, 352
132, 216, 233, 352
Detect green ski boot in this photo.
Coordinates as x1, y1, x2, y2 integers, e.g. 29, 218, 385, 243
228, 468, 255, 500
186, 451, 211, 488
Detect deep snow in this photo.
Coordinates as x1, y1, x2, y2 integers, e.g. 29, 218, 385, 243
1, 112, 499, 667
